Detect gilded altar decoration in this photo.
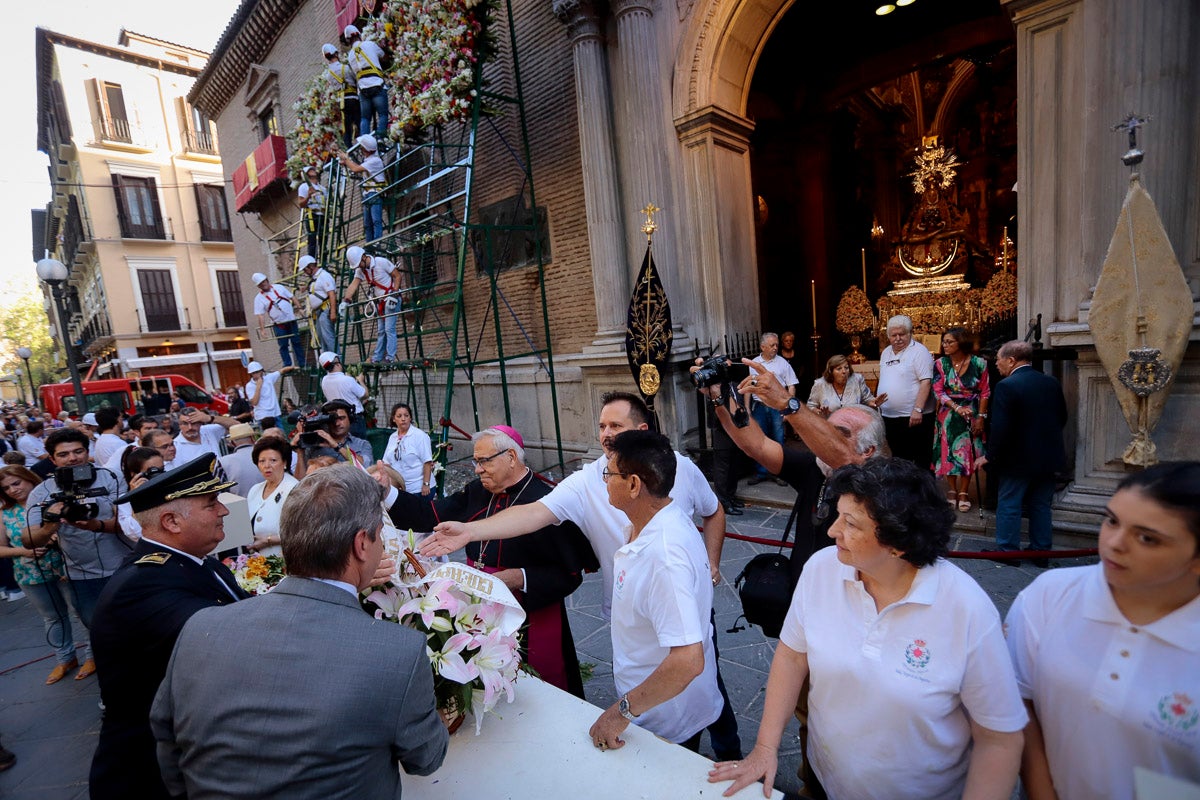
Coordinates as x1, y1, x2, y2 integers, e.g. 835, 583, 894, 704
896, 138, 969, 278
836, 286, 875, 335
979, 270, 1017, 323
625, 204, 673, 404
1089, 155, 1192, 466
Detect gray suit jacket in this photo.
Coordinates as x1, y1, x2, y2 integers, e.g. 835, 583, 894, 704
150, 576, 447, 799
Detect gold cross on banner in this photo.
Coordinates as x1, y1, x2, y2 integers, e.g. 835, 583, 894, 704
640, 203, 659, 242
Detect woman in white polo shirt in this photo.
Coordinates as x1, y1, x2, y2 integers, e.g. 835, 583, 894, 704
1006, 462, 1200, 800
710, 458, 1027, 800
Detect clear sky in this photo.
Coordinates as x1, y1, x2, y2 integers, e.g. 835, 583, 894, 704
0, 0, 244, 296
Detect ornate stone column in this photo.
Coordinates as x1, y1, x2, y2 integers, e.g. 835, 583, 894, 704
609, 0, 688, 331
554, 0, 630, 351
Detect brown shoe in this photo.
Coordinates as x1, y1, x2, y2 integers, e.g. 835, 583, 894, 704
46, 658, 79, 685
75, 659, 97, 681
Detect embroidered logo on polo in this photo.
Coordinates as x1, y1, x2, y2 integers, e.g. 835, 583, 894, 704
903, 639, 931, 671
615, 569, 626, 594
1155, 692, 1199, 732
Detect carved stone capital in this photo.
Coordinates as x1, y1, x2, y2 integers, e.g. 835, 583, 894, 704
611, 0, 654, 20
553, 0, 604, 41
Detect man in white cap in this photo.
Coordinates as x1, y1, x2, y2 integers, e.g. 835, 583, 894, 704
319, 352, 369, 437
321, 43, 359, 148
340, 246, 401, 363
343, 24, 389, 141
296, 166, 326, 259
244, 361, 296, 425
300, 255, 339, 355
338, 134, 388, 243
251, 272, 307, 368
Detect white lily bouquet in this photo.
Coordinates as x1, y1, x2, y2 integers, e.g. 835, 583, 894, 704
362, 532, 526, 734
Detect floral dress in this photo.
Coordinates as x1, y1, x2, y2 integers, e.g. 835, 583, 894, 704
932, 355, 990, 477
3, 504, 65, 586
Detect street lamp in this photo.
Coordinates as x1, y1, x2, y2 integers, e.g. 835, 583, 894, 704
35, 258, 88, 416
16, 346, 36, 407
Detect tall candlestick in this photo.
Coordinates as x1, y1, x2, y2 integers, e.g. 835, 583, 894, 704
810, 280, 817, 323
1002, 226, 1008, 271
861, 248, 867, 293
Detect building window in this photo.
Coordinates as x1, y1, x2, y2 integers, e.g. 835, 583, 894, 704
258, 108, 278, 140
137, 269, 180, 331
195, 184, 232, 242
112, 175, 166, 239
215, 269, 246, 327
179, 99, 218, 155
93, 80, 132, 143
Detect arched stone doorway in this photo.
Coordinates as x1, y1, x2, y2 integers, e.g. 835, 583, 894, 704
673, 0, 1016, 375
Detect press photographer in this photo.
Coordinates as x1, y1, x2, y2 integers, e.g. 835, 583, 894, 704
25, 428, 126, 682
291, 399, 374, 470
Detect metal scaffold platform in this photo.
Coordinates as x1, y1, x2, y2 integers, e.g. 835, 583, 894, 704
272, 0, 565, 483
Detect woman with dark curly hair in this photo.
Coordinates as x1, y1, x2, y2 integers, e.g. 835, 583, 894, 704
710, 458, 1027, 800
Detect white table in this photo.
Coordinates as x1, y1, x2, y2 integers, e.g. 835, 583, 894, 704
407, 675, 782, 799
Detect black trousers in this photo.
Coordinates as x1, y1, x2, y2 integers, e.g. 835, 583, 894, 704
883, 414, 934, 471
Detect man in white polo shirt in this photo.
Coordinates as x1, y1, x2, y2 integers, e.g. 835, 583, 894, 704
422, 391, 743, 760
748, 332, 798, 486
301, 256, 339, 356
587, 429, 721, 751
172, 407, 237, 464
252, 272, 307, 368
876, 314, 935, 469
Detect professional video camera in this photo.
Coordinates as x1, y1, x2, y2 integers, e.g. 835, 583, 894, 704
690, 355, 751, 389
295, 411, 334, 448
691, 354, 751, 428
40, 464, 108, 523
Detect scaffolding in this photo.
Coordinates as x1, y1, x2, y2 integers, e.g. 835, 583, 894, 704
275, 0, 564, 482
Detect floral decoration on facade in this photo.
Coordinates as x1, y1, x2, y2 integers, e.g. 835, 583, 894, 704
285, 73, 344, 180
979, 269, 1017, 323
362, 536, 524, 734
835, 286, 875, 335
365, 0, 496, 143
224, 553, 287, 595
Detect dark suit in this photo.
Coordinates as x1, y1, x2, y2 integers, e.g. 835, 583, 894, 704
388, 470, 598, 697
89, 538, 249, 800
986, 364, 1067, 551
150, 576, 447, 799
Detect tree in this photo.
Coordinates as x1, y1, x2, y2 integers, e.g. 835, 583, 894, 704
0, 275, 60, 404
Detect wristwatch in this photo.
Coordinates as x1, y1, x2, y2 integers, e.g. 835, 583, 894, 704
781, 397, 801, 416
619, 694, 639, 721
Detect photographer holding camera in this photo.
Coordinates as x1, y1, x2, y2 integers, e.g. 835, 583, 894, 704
293, 399, 374, 471
25, 428, 126, 681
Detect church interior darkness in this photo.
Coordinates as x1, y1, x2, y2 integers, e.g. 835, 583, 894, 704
747, 0, 1017, 371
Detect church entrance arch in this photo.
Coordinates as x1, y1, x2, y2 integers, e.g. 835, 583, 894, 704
674, 1, 1017, 381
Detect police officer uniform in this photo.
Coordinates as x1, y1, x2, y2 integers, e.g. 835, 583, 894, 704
88, 454, 248, 800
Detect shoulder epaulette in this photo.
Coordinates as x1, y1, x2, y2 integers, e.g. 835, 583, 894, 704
134, 552, 172, 566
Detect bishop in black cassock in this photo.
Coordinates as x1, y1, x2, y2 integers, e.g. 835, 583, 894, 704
386, 427, 598, 697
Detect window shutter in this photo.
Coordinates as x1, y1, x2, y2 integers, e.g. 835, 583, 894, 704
111, 174, 131, 238
194, 184, 213, 240
147, 177, 166, 239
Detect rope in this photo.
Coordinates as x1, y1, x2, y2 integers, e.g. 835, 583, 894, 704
722, 531, 1097, 560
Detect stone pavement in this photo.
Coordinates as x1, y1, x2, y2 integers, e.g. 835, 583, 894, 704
0, 487, 1098, 799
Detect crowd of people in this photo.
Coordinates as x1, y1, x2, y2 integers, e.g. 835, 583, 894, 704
0, 310, 1194, 799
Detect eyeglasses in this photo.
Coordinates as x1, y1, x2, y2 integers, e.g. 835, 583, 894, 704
471, 450, 510, 469
601, 468, 629, 482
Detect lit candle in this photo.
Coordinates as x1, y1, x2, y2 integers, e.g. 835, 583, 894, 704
861, 248, 867, 293
811, 279, 817, 323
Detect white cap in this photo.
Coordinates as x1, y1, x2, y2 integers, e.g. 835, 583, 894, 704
322, 43, 338, 56
251, 272, 268, 285
82, 412, 98, 426
298, 255, 317, 269
247, 361, 264, 374
343, 24, 360, 38
356, 133, 377, 152
318, 351, 339, 368
346, 245, 365, 267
